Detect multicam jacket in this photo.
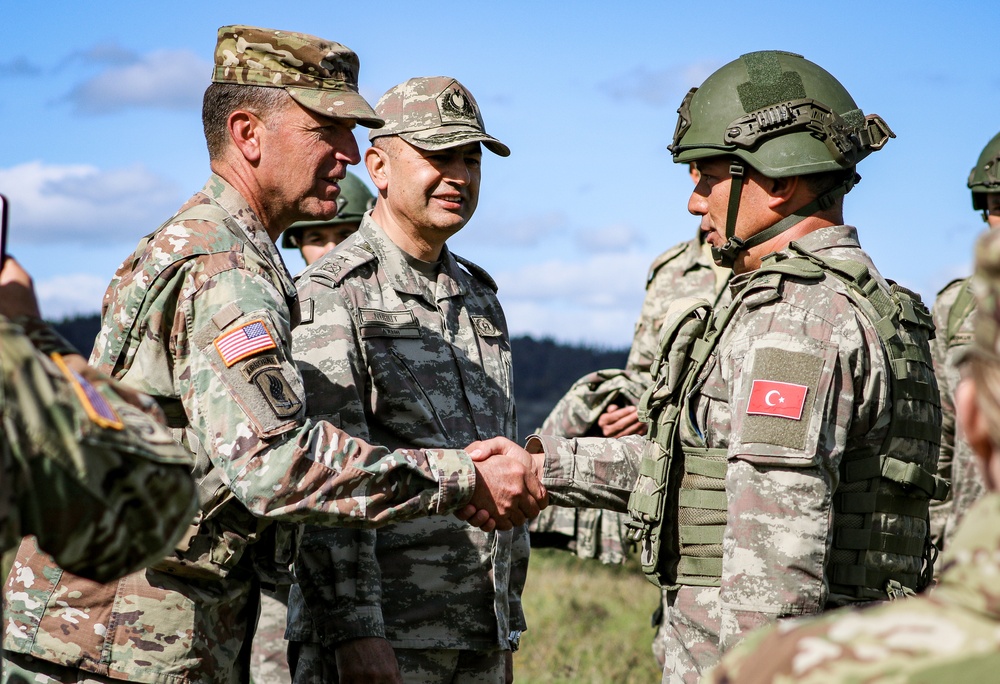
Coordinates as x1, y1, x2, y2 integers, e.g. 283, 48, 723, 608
3, 177, 477, 684
930, 276, 985, 551
1, 316, 196, 581
287, 216, 526, 652
706, 493, 1000, 684
528, 226, 940, 684
531, 236, 729, 564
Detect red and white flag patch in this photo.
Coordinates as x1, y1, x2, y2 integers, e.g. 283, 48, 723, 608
746, 380, 809, 420
215, 319, 277, 367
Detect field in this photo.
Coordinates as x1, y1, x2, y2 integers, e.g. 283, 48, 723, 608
515, 548, 664, 683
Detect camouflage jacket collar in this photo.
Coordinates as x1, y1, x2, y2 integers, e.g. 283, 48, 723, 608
357, 215, 466, 302
934, 493, 1000, 618
729, 225, 863, 294
202, 174, 297, 303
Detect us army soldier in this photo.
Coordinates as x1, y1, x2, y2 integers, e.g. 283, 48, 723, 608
287, 76, 525, 684
469, 50, 944, 683
706, 225, 1000, 684
2, 26, 542, 684
929, 130, 1000, 552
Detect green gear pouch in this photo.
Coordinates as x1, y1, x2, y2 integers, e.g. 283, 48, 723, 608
627, 297, 714, 587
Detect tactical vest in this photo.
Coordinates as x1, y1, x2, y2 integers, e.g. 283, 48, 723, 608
120, 203, 300, 583
626, 244, 947, 601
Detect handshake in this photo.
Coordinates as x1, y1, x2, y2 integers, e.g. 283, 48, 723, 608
459, 437, 548, 532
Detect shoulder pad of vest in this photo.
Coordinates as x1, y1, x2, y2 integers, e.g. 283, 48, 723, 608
755, 257, 826, 281
936, 276, 970, 298
645, 243, 689, 286
303, 241, 376, 288
454, 254, 498, 293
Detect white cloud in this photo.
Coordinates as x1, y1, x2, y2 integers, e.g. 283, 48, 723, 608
0, 161, 180, 243
68, 49, 210, 114
35, 273, 108, 319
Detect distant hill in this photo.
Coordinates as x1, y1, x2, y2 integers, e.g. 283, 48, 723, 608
52, 314, 628, 440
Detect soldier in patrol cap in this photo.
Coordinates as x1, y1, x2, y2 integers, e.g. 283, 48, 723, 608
707, 226, 1000, 684
2, 29, 544, 684
281, 170, 375, 266
0, 256, 198, 676
929, 130, 1000, 555
287, 75, 522, 684
466, 50, 944, 683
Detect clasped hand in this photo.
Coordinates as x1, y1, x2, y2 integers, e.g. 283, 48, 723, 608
457, 437, 547, 532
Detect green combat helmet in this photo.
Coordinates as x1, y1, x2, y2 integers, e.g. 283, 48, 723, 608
282, 172, 376, 248
669, 50, 894, 267
968, 131, 1000, 220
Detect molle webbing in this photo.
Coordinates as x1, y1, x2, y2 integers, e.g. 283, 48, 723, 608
675, 446, 728, 586
785, 245, 944, 598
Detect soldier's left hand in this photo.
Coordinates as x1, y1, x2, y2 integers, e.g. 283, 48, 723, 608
598, 404, 648, 437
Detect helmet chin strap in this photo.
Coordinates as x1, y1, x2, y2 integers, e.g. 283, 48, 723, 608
710, 161, 858, 268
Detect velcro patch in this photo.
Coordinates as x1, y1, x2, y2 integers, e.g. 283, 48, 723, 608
359, 308, 420, 339
252, 368, 303, 419
214, 319, 277, 367
472, 315, 502, 337
52, 353, 123, 430
746, 380, 808, 420
241, 354, 282, 382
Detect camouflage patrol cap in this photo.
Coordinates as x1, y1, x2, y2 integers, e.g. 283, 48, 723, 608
368, 76, 510, 156
212, 25, 383, 128
971, 228, 1000, 362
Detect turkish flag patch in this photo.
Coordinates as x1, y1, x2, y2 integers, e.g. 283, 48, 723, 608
746, 380, 809, 420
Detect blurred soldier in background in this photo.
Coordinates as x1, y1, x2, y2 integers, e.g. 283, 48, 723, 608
930, 130, 1000, 553
469, 50, 944, 683
2, 26, 542, 684
281, 170, 374, 266
1, 256, 198, 675
707, 226, 1000, 684
288, 76, 523, 684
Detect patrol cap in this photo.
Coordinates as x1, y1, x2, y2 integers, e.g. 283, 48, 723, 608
369, 76, 510, 157
970, 228, 1000, 362
212, 25, 383, 128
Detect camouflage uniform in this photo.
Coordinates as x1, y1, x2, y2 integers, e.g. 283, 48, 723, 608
2, 177, 477, 684
528, 226, 940, 683
1, 314, 196, 591
704, 493, 1000, 684
929, 277, 984, 551
286, 215, 525, 681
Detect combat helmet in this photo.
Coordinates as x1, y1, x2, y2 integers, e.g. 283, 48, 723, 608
670, 50, 894, 266
282, 172, 376, 248
968, 131, 1000, 220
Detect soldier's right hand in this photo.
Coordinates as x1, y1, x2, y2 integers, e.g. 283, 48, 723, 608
335, 637, 402, 684
0, 257, 41, 319
461, 437, 547, 531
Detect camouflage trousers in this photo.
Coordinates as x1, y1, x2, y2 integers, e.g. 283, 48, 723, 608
250, 585, 291, 683
289, 642, 506, 684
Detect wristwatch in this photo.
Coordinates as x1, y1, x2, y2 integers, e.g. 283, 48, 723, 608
508, 629, 523, 652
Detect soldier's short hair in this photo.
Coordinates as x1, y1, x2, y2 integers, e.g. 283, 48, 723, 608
202, 83, 289, 160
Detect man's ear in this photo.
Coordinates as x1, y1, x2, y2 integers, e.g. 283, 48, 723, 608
766, 174, 798, 211
227, 110, 264, 164
365, 145, 390, 193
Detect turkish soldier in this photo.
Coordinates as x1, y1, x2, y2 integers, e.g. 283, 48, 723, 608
281, 170, 375, 266
706, 226, 1000, 684
2, 26, 542, 684
929, 130, 1000, 553
288, 76, 524, 684
469, 50, 944, 683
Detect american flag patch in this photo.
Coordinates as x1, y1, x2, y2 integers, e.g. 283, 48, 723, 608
214, 319, 277, 367
51, 353, 123, 430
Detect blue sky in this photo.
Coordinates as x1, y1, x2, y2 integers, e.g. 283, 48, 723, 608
3, 1, 999, 347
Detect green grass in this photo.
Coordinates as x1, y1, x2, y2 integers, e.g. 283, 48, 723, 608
515, 548, 664, 684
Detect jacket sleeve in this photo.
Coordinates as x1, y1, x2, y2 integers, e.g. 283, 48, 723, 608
171, 264, 475, 526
